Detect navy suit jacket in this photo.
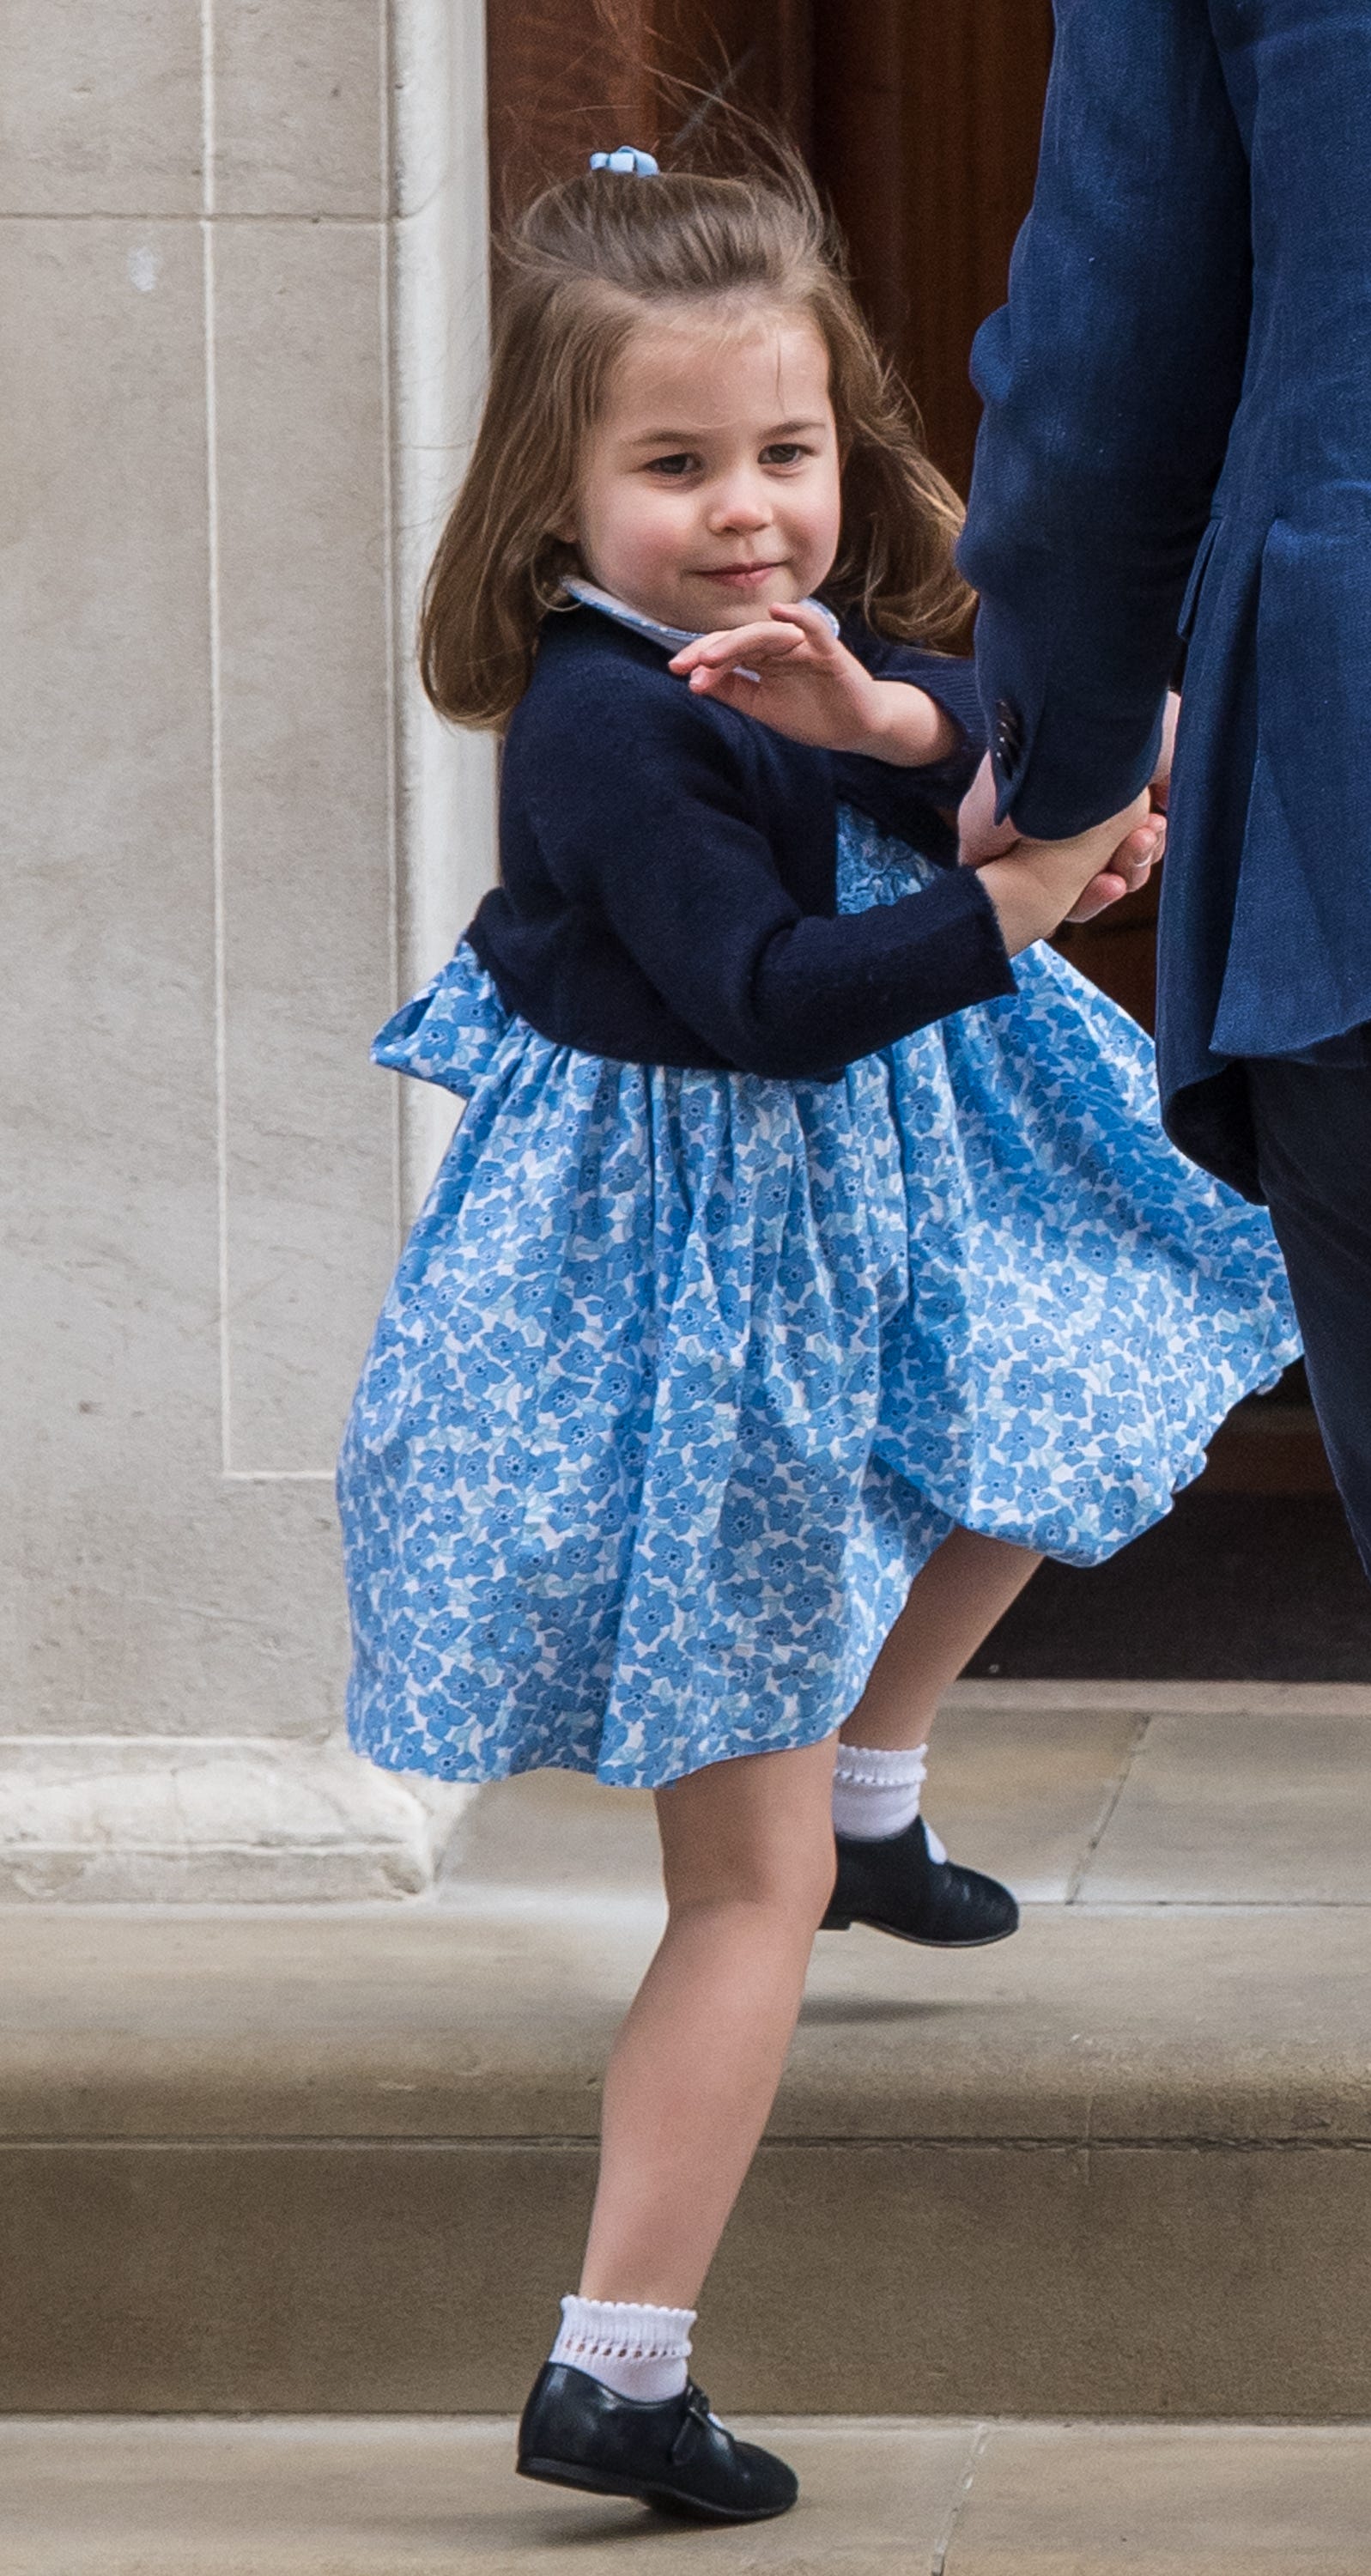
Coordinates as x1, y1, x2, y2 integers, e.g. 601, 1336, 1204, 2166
958, 0, 1371, 1197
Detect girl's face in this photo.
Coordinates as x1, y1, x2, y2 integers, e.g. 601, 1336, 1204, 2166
567, 302, 842, 632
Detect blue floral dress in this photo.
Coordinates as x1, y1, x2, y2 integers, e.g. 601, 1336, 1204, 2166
338, 808, 1299, 1790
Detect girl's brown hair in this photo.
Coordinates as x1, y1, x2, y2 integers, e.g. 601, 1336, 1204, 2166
421, 149, 974, 729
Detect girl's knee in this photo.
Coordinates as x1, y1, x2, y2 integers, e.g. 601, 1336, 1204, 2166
656, 1747, 837, 1923
781, 1834, 840, 1931
665, 1852, 834, 1933
722, 1833, 834, 1923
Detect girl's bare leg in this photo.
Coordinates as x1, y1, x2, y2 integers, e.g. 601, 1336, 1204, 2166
579, 1733, 838, 2310
840, 1526, 1042, 1752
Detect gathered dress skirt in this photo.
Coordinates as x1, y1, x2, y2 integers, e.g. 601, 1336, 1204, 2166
338, 807, 1300, 1789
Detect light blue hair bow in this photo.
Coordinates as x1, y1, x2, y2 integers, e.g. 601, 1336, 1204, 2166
588, 146, 659, 176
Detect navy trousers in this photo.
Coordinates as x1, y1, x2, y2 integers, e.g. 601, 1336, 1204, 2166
1246, 1058, 1371, 1581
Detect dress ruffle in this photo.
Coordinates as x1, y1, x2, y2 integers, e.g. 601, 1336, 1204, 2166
371, 948, 509, 1098
339, 810, 1300, 1789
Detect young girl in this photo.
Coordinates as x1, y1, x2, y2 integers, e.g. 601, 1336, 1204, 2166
338, 150, 1297, 2523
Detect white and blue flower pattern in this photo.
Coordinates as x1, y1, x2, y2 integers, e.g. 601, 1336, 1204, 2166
338, 806, 1299, 1789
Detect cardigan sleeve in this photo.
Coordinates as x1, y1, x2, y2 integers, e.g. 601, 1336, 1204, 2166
830, 631, 986, 857
845, 630, 987, 795
523, 677, 1015, 1079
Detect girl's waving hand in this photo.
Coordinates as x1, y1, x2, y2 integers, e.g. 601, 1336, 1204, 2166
670, 599, 959, 767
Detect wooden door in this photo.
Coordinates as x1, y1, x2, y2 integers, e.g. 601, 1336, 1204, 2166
811, 0, 1053, 500
486, 1, 811, 219
808, 0, 1162, 1034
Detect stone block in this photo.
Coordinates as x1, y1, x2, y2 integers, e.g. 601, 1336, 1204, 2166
709, 2137, 1371, 2419
211, 3, 385, 218
387, 3, 495, 1214
391, 0, 487, 222
0, 216, 392, 1747
0, 2141, 585, 2413
0, 0, 497, 1895
436, 1771, 664, 1907
0, 2416, 983, 2574
0, 1740, 472, 1902
1083, 1705, 1371, 1904
6, 2415, 1371, 2573
4, 2126, 1371, 2419
0, 3, 202, 216
5, 1900, 1370, 2148
1, 216, 213, 1722
3, 1458, 355, 1743
3, 1900, 1371, 2413
210, 216, 397, 1472
943, 2422, 1371, 2576
924, 1700, 1144, 1900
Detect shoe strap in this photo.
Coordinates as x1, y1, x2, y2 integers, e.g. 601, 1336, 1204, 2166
670, 2382, 719, 2464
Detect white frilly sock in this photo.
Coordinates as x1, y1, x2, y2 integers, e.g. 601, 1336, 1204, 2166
550, 2295, 696, 2403
832, 1739, 948, 1860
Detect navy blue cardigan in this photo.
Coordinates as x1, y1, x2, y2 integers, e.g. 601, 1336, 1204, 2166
467, 605, 1015, 1081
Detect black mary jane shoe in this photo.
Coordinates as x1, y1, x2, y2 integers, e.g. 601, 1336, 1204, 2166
822, 1814, 1019, 1947
517, 2363, 798, 2523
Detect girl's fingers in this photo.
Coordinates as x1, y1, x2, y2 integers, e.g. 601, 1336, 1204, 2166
768, 598, 837, 642
671, 622, 808, 675
687, 669, 765, 711
670, 622, 780, 666
672, 608, 830, 672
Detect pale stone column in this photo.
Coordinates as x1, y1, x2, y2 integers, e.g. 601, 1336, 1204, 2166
0, 0, 494, 1897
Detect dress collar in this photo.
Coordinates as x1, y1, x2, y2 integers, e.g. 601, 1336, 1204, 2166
564, 574, 839, 653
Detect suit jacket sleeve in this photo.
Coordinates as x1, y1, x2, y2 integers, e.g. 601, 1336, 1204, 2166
957, 0, 1253, 836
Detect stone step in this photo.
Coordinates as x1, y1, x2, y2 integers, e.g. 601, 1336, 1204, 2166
3, 1686, 1370, 2419
4, 2417, 1371, 2574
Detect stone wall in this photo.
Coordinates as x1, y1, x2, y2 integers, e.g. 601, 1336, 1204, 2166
0, 0, 494, 1897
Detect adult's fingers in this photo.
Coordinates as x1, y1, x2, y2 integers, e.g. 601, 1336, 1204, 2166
1063, 837, 1162, 924
957, 751, 1018, 868
1108, 820, 1165, 880
1064, 870, 1130, 924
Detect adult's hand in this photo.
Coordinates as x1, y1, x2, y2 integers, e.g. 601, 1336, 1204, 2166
1059, 818, 1163, 920
958, 708, 1175, 920
975, 793, 1161, 957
